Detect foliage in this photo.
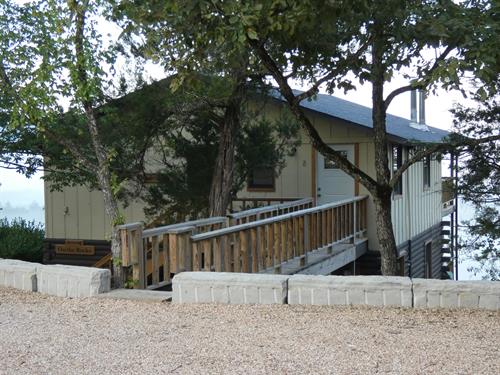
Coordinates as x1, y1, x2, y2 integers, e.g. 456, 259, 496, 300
461, 206, 500, 280
0, 218, 44, 263
453, 91, 500, 280
0, 0, 144, 285
143, 97, 301, 225
453, 96, 500, 206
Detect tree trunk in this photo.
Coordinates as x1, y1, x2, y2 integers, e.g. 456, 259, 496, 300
72, 2, 123, 288
373, 191, 399, 275
85, 107, 123, 288
371, 23, 399, 276
208, 78, 245, 217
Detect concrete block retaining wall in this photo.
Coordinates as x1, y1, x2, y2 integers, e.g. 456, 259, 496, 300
0, 259, 110, 297
288, 275, 413, 307
173, 273, 500, 310
412, 278, 499, 310
37, 264, 111, 298
0, 259, 38, 292
173, 272, 288, 304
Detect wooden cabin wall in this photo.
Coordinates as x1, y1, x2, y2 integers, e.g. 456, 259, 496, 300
391, 156, 442, 247
44, 184, 146, 240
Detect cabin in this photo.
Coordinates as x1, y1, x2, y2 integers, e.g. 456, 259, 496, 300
43, 87, 457, 285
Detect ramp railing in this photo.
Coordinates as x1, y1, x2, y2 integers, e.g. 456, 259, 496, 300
227, 197, 313, 225
190, 196, 367, 274
118, 196, 365, 289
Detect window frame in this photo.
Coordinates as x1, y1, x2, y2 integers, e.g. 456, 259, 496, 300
247, 167, 276, 192
391, 144, 403, 197
423, 155, 431, 189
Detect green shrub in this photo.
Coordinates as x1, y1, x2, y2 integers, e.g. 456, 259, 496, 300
0, 218, 44, 263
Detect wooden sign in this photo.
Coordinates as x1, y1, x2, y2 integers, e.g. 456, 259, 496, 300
55, 240, 95, 256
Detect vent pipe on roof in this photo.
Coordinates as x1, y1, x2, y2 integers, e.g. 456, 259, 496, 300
418, 90, 426, 125
410, 90, 417, 123
409, 89, 430, 131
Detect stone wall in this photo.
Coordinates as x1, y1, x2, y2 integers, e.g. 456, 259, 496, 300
0, 259, 110, 297
173, 272, 500, 310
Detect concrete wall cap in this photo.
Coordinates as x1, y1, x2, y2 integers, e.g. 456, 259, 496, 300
0, 259, 41, 268
38, 264, 110, 277
289, 275, 412, 288
412, 278, 500, 294
173, 272, 289, 285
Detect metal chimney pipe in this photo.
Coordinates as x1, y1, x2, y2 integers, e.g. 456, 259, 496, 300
418, 90, 426, 124
410, 90, 417, 122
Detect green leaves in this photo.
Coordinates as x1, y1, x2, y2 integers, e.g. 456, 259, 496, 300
246, 28, 258, 40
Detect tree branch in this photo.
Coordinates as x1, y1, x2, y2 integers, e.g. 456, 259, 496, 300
384, 45, 455, 110
389, 133, 500, 188
43, 127, 97, 170
248, 38, 378, 194
294, 70, 339, 103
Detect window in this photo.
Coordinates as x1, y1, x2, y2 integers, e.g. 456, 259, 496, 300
248, 168, 275, 190
423, 155, 431, 189
392, 145, 403, 195
425, 241, 432, 278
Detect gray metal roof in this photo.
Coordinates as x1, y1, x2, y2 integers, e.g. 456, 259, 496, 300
272, 90, 450, 143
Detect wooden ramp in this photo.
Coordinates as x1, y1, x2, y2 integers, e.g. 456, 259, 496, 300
118, 196, 369, 290
261, 238, 367, 275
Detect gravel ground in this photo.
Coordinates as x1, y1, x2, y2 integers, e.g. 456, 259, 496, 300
0, 287, 499, 375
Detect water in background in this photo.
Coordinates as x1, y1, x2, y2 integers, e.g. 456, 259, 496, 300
0, 201, 45, 225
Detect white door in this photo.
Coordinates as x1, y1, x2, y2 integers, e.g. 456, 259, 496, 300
317, 144, 355, 205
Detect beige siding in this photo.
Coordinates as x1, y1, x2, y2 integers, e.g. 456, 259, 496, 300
44, 183, 146, 240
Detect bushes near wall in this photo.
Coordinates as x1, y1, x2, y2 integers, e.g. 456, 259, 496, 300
0, 218, 44, 263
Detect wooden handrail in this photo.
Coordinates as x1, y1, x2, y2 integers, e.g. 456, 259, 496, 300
193, 196, 368, 241
142, 216, 227, 238
189, 195, 368, 274
228, 198, 313, 220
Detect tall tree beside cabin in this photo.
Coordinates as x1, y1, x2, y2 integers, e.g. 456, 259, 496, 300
116, 2, 280, 217
142, 87, 300, 225
0, 0, 142, 287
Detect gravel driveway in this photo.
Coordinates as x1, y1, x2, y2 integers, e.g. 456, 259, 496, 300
0, 287, 499, 374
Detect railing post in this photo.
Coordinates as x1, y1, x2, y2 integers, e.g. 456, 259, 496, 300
353, 201, 357, 243
151, 235, 160, 286
169, 232, 179, 274
302, 214, 309, 267
135, 226, 146, 289
121, 223, 145, 289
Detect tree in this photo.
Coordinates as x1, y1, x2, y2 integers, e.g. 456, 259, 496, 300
0, 0, 142, 286
117, 1, 278, 216
137, 0, 500, 275
142, 98, 300, 224
452, 92, 500, 280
